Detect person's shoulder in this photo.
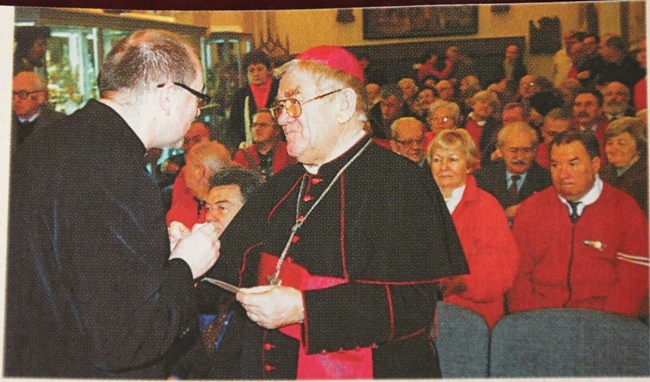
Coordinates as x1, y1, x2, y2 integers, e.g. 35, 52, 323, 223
474, 162, 505, 185
519, 185, 557, 209
528, 161, 551, 178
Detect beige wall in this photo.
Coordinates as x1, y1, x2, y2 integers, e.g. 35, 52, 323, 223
154, 1, 643, 79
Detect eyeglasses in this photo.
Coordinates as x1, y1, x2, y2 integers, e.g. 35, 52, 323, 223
157, 82, 211, 108
12, 90, 45, 100
271, 88, 344, 120
394, 137, 424, 146
431, 116, 452, 123
252, 122, 275, 128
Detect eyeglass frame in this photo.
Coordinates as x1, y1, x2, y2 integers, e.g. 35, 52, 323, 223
270, 88, 345, 120
393, 137, 425, 146
157, 82, 211, 107
12, 90, 46, 100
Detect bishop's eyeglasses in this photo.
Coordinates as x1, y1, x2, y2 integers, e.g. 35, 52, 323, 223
271, 88, 344, 120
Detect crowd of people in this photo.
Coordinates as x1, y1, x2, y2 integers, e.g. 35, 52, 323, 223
7, 24, 649, 379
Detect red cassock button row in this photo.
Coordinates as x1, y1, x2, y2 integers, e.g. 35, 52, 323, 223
263, 343, 275, 351
264, 364, 276, 372
311, 177, 323, 185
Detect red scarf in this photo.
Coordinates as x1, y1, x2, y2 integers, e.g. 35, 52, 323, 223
250, 77, 273, 110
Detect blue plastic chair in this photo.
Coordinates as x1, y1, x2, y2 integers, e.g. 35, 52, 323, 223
433, 301, 490, 378
489, 308, 650, 377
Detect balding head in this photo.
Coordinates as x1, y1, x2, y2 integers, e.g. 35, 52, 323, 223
184, 141, 232, 200
12, 71, 48, 119
183, 121, 210, 151
390, 117, 426, 163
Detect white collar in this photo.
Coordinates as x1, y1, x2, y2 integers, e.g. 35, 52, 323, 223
558, 175, 603, 215
444, 185, 466, 214
18, 111, 41, 123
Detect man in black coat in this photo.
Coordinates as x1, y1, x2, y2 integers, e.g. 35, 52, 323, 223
5, 29, 220, 378
475, 122, 551, 223
199, 45, 467, 379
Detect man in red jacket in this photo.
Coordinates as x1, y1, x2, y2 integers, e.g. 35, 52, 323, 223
233, 109, 295, 180
508, 129, 648, 318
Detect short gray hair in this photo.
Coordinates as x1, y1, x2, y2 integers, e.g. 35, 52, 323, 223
497, 122, 539, 148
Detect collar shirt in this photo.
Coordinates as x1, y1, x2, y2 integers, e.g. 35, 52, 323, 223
444, 185, 466, 214
557, 174, 604, 217
17, 111, 41, 124
507, 171, 527, 192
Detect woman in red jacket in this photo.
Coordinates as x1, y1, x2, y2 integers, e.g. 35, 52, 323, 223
429, 129, 520, 329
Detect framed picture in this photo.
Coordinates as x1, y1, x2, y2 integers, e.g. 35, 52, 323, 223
363, 6, 478, 39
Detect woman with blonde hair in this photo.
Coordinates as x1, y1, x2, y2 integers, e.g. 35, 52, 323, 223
429, 129, 520, 328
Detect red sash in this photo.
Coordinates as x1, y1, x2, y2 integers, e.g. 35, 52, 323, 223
258, 252, 373, 379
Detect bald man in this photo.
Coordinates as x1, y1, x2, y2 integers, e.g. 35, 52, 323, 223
11, 71, 63, 153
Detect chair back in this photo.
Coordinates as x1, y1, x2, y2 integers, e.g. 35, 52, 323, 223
489, 308, 650, 377
434, 302, 490, 378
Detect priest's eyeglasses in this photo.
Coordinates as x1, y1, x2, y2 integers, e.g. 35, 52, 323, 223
157, 82, 211, 108
271, 88, 344, 120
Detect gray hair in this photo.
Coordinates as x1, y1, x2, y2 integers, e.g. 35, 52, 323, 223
496, 122, 539, 148
428, 100, 462, 126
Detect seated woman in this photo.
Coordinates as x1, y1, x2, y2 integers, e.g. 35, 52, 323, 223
600, 117, 648, 215
429, 129, 520, 329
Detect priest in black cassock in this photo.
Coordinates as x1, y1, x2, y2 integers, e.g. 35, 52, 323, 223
198, 45, 468, 379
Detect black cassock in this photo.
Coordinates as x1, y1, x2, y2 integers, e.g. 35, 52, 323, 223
6, 100, 198, 378
200, 135, 468, 379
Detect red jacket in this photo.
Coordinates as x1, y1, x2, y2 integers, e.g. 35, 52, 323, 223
509, 182, 649, 317
438, 175, 520, 329
233, 140, 295, 176
165, 167, 206, 227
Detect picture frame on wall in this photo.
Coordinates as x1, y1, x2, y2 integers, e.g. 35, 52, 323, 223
363, 6, 478, 39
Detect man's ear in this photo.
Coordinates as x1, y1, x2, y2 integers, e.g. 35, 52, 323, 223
335, 88, 357, 124
157, 83, 174, 116
591, 154, 601, 174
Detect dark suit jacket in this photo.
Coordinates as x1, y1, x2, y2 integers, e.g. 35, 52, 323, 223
6, 100, 197, 378
228, 79, 280, 148
474, 161, 551, 209
600, 158, 648, 215
11, 107, 64, 155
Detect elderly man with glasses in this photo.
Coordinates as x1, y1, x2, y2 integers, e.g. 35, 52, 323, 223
198, 45, 467, 379
11, 71, 63, 154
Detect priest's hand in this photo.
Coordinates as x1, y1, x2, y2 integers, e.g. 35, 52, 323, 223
169, 222, 220, 279
237, 285, 305, 329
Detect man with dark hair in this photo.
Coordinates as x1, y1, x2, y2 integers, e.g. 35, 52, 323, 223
572, 90, 607, 162
576, 33, 604, 88
509, 129, 648, 318
535, 107, 573, 168
206, 167, 264, 236
229, 50, 280, 149
597, 34, 645, 90
199, 45, 467, 379
6, 29, 221, 378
